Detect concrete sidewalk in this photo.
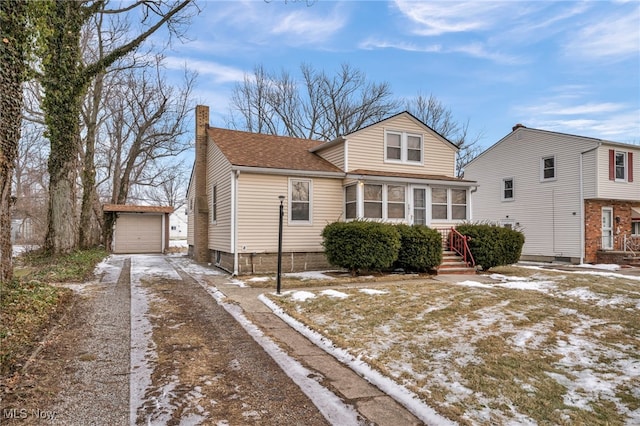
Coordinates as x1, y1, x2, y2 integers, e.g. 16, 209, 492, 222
213, 278, 428, 426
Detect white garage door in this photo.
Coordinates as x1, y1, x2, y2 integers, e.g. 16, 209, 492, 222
113, 214, 163, 253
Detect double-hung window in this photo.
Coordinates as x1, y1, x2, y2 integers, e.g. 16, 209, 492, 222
503, 178, 514, 201
431, 188, 467, 220
541, 155, 556, 181
364, 184, 383, 219
609, 149, 634, 182
290, 179, 311, 223
345, 184, 357, 219
385, 131, 423, 164
210, 185, 217, 223
615, 151, 626, 180
348, 183, 407, 220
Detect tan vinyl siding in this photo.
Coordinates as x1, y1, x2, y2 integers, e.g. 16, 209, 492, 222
594, 145, 640, 201
465, 130, 593, 259
237, 173, 343, 253
316, 143, 345, 170
207, 143, 233, 252
347, 114, 456, 176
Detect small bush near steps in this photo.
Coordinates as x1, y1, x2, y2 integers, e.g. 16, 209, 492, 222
394, 224, 442, 272
455, 223, 525, 271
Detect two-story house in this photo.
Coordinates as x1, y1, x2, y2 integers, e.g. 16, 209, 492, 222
464, 124, 639, 265
187, 105, 476, 274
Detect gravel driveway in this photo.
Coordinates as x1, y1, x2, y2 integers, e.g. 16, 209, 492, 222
0, 255, 341, 425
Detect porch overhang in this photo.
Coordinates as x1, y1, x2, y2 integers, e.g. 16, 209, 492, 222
346, 169, 477, 187
632, 207, 640, 219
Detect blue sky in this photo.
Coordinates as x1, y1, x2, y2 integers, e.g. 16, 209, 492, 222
157, 0, 640, 149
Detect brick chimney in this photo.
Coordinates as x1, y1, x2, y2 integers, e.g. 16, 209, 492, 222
193, 105, 209, 263
512, 123, 526, 131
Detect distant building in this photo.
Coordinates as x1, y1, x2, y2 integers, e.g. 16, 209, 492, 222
170, 205, 188, 239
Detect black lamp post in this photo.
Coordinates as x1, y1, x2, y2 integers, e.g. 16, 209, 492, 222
276, 195, 285, 294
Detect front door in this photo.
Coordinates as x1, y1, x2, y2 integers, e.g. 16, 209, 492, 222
413, 188, 427, 226
602, 207, 613, 250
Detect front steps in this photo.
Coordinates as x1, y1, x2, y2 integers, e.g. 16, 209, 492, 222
438, 251, 477, 275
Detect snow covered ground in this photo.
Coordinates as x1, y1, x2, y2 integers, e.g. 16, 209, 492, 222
266, 266, 640, 425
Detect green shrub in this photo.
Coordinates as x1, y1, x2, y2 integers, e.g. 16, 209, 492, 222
395, 224, 442, 272
455, 223, 524, 271
322, 221, 400, 275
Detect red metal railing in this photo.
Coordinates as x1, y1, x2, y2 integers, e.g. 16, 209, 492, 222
448, 227, 475, 267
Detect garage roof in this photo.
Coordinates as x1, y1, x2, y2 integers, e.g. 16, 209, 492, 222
103, 204, 174, 214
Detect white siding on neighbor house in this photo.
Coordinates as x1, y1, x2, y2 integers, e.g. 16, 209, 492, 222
207, 143, 233, 252
581, 149, 598, 199
170, 206, 188, 239
594, 145, 639, 200
236, 173, 343, 253
465, 130, 594, 259
347, 114, 456, 176
186, 182, 195, 245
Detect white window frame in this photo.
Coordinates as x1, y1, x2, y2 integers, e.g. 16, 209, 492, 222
210, 184, 217, 224
344, 184, 357, 220
540, 155, 556, 182
384, 130, 423, 165
289, 178, 312, 225
502, 177, 514, 201
615, 151, 627, 181
632, 221, 640, 236
349, 183, 407, 221
431, 187, 468, 221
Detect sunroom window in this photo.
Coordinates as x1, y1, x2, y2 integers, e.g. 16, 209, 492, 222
432, 187, 467, 220
345, 184, 357, 219
364, 184, 383, 219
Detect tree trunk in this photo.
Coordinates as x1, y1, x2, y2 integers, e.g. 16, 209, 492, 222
42, 0, 84, 254
0, 0, 28, 281
79, 73, 105, 249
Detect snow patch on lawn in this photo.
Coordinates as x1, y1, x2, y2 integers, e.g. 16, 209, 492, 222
320, 289, 349, 299
359, 288, 389, 295
283, 271, 336, 280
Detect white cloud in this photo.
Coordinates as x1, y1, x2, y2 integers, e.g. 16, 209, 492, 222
393, 0, 508, 36
563, 6, 640, 60
271, 8, 346, 44
518, 102, 625, 116
164, 57, 245, 83
358, 38, 442, 53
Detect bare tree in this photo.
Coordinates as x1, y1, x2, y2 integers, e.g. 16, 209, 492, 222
12, 121, 49, 244
143, 161, 190, 209
405, 93, 483, 176
39, 0, 194, 254
100, 60, 194, 246
228, 63, 400, 140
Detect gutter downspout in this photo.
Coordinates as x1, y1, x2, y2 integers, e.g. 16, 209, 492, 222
232, 170, 240, 276
580, 143, 601, 264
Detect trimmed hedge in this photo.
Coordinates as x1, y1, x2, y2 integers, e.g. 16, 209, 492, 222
395, 224, 442, 272
322, 221, 444, 275
455, 223, 525, 270
322, 221, 400, 275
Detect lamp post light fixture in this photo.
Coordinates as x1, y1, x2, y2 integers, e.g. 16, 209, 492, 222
276, 195, 285, 294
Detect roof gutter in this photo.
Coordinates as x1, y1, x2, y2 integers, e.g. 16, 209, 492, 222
345, 173, 477, 187
231, 165, 345, 178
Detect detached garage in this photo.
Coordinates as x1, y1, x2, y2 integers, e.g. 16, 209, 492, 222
103, 204, 174, 254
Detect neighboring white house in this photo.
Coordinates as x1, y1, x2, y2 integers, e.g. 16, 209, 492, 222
187, 105, 477, 274
464, 124, 639, 264
170, 205, 188, 239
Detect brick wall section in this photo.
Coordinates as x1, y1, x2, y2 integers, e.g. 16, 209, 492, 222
584, 199, 636, 263
208, 251, 331, 275
193, 105, 209, 262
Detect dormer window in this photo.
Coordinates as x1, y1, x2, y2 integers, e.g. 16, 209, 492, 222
385, 131, 423, 164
